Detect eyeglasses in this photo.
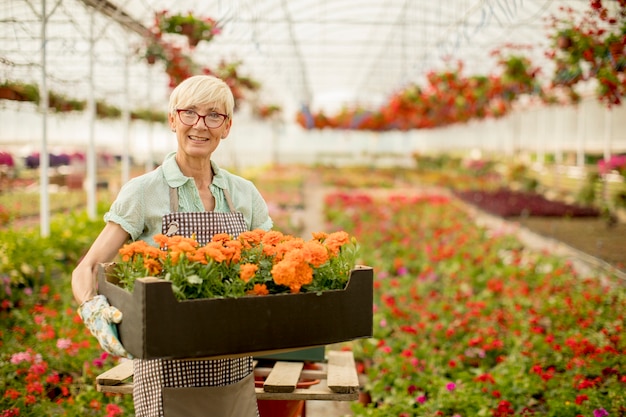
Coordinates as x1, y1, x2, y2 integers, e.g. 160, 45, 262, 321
176, 109, 229, 129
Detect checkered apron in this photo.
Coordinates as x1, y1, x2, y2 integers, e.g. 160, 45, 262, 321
132, 187, 259, 417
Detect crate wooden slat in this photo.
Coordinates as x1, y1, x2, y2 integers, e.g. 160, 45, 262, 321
262, 361, 304, 393
326, 350, 359, 394
96, 350, 359, 401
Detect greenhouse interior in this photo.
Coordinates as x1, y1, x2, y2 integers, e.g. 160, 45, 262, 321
1, 0, 625, 416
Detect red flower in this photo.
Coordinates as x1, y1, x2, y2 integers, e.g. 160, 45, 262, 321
106, 403, 123, 417
575, 394, 589, 405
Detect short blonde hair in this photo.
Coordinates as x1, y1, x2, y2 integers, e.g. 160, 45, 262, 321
168, 75, 235, 119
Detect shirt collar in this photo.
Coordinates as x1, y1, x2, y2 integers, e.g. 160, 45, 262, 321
162, 151, 227, 189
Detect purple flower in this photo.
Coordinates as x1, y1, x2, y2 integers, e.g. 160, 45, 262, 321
593, 409, 609, 417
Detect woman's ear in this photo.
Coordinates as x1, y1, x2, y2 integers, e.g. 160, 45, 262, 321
168, 112, 176, 132
221, 118, 233, 139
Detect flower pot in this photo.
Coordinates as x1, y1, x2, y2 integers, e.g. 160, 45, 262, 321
557, 35, 572, 50
180, 22, 195, 37
255, 364, 321, 417
0, 86, 25, 101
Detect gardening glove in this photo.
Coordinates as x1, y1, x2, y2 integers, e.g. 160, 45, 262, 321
78, 295, 133, 358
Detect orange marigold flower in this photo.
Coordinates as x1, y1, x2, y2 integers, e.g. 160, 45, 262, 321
143, 258, 163, 275
238, 229, 266, 248
312, 232, 328, 241
153, 233, 169, 248
169, 240, 197, 254
261, 230, 286, 246
240, 263, 258, 282
248, 283, 269, 296
272, 251, 313, 293
302, 240, 329, 267
324, 231, 350, 256
118, 240, 152, 262
274, 238, 304, 261
211, 233, 232, 244
201, 242, 227, 263
186, 250, 208, 264
225, 240, 243, 263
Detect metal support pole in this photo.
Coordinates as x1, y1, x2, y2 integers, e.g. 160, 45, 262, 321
576, 103, 585, 168
86, 8, 97, 219
122, 45, 131, 185
39, 0, 50, 237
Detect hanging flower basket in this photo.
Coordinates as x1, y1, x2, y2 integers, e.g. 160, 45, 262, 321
143, 40, 167, 65
0, 81, 40, 103
155, 11, 221, 48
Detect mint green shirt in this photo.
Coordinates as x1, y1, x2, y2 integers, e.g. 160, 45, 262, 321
104, 152, 273, 246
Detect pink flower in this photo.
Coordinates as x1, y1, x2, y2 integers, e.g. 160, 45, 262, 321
446, 382, 457, 391
10, 351, 32, 364
56, 338, 72, 350
416, 395, 427, 404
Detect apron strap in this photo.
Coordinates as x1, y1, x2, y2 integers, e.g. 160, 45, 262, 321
169, 187, 236, 213
169, 187, 179, 212
222, 189, 236, 212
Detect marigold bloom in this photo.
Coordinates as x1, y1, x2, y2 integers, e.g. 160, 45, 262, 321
261, 230, 286, 246
312, 231, 328, 241
324, 231, 350, 256
274, 238, 304, 261
198, 244, 227, 263
248, 283, 269, 295
238, 229, 265, 248
272, 251, 313, 293
302, 240, 329, 267
211, 233, 232, 244
143, 258, 163, 275
240, 263, 258, 282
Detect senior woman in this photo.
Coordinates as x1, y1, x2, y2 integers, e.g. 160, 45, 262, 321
71, 75, 272, 417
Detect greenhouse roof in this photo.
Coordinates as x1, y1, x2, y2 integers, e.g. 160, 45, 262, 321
1, 0, 591, 115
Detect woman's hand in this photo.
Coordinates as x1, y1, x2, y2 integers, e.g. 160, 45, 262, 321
78, 295, 132, 358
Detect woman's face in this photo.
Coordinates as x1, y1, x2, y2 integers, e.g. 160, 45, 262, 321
169, 102, 232, 161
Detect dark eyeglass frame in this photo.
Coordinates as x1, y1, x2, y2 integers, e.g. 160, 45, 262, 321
175, 109, 229, 128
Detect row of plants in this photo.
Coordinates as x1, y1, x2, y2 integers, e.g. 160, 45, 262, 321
453, 188, 601, 218
322, 190, 625, 416
0, 80, 167, 123
296, 0, 625, 130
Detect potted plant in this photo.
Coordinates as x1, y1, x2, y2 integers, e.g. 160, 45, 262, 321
48, 91, 86, 113
96, 100, 122, 119
155, 10, 221, 47
0, 80, 40, 103
130, 108, 168, 123
143, 40, 167, 65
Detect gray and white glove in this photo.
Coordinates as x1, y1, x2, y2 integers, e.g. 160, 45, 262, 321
78, 295, 132, 358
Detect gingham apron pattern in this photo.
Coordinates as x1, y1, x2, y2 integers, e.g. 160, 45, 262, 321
132, 186, 258, 417
162, 187, 245, 246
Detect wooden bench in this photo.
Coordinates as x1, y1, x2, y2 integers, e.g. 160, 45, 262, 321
96, 350, 360, 401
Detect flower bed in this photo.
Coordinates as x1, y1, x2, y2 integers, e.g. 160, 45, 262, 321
324, 190, 625, 416
454, 188, 600, 217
